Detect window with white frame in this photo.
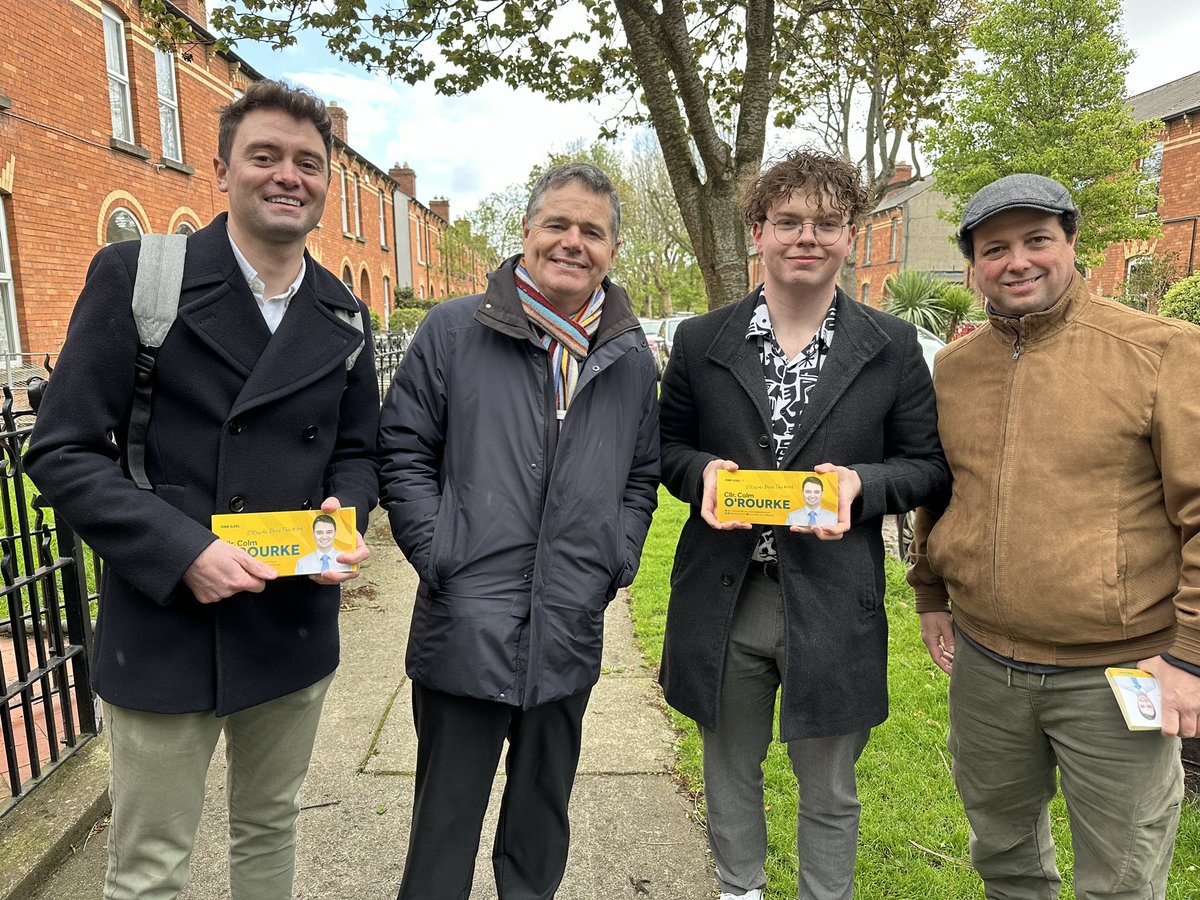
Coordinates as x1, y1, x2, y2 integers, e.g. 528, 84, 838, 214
1139, 141, 1164, 216
863, 224, 873, 265
102, 5, 135, 143
860, 282, 870, 305
0, 199, 20, 359
155, 48, 182, 162
175, 221, 196, 235
889, 217, 900, 261
383, 275, 391, 322
353, 175, 362, 237
379, 192, 386, 247
106, 207, 143, 244
416, 217, 425, 264
342, 265, 355, 295
340, 168, 349, 233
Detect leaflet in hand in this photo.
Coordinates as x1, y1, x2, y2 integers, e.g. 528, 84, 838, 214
211, 508, 357, 577
1104, 667, 1162, 731
716, 470, 839, 526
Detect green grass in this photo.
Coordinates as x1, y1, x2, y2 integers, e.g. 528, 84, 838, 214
630, 487, 1200, 899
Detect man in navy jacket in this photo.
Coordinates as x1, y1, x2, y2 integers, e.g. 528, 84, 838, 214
379, 163, 659, 899
25, 81, 378, 899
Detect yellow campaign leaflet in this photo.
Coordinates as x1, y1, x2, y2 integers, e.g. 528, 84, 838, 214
716, 470, 839, 526
211, 508, 357, 577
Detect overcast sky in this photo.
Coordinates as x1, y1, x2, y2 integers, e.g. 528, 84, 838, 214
229, 1, 1200, 217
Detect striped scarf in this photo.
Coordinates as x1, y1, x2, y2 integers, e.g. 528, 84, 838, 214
514, 259, 605, 421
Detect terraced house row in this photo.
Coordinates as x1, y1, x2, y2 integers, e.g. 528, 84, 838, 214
0, 0, 491, 364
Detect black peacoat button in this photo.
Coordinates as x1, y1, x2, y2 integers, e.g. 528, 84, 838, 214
720, 573, 733, 586
229, 496, 246, 513
229, 419, 245, 435
758, 434, 770, 448
303, 425, 319, 441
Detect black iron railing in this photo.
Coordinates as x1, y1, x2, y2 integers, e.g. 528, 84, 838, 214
373, 330, 411, 397
0, 386, 98, 813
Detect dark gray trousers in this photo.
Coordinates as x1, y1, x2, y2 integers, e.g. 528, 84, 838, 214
397, 682, 591, 900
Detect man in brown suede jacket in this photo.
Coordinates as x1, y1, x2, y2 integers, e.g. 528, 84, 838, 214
908, 174, 1200, 900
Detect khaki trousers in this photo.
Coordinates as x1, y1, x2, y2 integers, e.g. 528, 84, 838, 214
949, 634, 1182, 900
102, 673, 333, 900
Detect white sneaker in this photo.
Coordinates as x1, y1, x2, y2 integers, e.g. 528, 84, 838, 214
719, 891, 763, 900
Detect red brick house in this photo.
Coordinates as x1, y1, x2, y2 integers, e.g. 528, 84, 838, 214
0, 0, 485, 364
853, 166, 965, 309
1090, 71, 1200, 296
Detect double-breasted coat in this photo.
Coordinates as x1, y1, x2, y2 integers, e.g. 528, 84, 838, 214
25, 215, 379, 716
658, 288, 948, 741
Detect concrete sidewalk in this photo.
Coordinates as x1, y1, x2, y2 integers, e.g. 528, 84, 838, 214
25, 512, 715, 899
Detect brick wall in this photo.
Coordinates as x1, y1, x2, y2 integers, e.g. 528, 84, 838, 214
1090, 115, 1200, 296
855, 216, 903, 308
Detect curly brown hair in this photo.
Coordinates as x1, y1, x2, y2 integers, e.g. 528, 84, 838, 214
739, 150, 871, 226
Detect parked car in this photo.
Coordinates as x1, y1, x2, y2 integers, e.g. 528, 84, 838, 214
639, 317, 664, 377
655, 312, 697, 372
897, 323, 946, 561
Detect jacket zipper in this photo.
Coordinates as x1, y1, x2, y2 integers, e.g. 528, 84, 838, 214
993, 322, 1023, 642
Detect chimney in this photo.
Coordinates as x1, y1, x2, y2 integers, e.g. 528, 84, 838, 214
430, 197, 450, 222
886, 163, 914, 195
327, 102, 348, 144
170, 0, 209, 29
390, 162, 416, 198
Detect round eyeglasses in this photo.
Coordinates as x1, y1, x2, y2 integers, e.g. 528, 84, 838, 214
765, 217, 848, 246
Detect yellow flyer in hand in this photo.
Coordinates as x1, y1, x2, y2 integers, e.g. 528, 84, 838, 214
211, 508, 358, 577
716, 470, 838, 526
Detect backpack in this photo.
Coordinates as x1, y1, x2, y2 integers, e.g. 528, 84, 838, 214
126, 233, 364, 489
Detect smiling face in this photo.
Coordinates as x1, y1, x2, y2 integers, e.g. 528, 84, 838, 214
313, 520, 336, 553
214, 108, 329, 254
521, 181, 620, 316
970, 208, 1078, 317
751, 188, 855, 304
803, 480, 825, 509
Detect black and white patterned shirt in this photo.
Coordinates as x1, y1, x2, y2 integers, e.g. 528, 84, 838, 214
748, 289, 838, 562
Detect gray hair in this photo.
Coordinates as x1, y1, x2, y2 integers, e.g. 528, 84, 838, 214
525, 163, 622, 242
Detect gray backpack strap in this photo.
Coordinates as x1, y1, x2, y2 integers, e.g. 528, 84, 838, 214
128, 233, 188, 490
335, 280, 365, 370
132, 234, 187, 347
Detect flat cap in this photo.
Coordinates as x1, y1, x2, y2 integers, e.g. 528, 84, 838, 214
957, 174, 1077, 249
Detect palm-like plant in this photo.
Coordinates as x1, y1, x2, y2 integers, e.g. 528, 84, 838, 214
935, 283, 986, 340
884, 270, 947, 334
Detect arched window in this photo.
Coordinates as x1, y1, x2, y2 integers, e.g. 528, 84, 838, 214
175, 221, 196, 236
106, 207, 143, 244
360, 269, 372, 303
342, 265, 355, 295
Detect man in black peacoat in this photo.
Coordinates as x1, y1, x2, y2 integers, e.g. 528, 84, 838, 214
24, 82, 378, 899
658, 151, 948, 900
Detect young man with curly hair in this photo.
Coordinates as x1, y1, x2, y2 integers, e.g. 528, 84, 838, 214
658, 151, 949, 900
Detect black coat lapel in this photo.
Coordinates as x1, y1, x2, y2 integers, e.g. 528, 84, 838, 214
231, 272, 362, 417
705, 292, 773, 434
778, 291, 889, 469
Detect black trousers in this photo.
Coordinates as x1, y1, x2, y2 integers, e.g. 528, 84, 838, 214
397, 682, 592, 900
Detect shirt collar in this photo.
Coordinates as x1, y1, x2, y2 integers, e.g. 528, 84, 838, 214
227, 233, 306, 303
745, 287, 838, 342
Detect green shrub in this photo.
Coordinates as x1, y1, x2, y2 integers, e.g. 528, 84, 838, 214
389, 307, 425, 334
368, 309, 382, 333
1159, 272, 1200, 325
884, 270, 947, 334
934, 283, 985, 339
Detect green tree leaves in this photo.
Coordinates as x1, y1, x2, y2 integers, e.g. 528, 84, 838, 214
926, 0, 1160, 265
